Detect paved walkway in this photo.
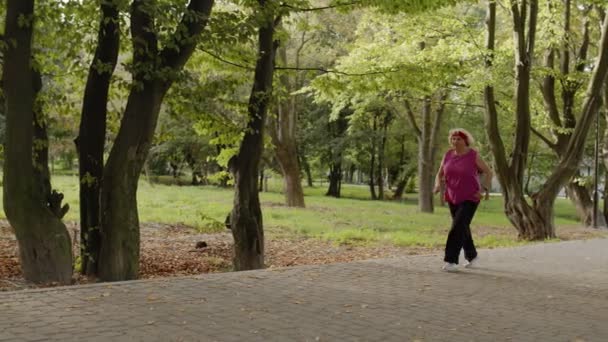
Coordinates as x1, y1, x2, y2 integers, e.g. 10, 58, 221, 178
1, 238, 607, 342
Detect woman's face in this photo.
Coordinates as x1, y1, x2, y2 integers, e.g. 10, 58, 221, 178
450, 134, 467, 148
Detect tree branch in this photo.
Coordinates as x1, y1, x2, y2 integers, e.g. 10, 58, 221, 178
160, 0, 214, 73
199, 47, 408, 77
429, 90, 448, 160
281, 1, 360, 12
131, 0, 159, 83
276, 66, 403, 76
403, 100, 422, 138
576, 7, 591, 73
531, 127, 557, 151
541, 49, 562, 127
484, 0, 511, 184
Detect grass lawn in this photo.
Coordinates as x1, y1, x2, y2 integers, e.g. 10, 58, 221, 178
0, 175, 603, 250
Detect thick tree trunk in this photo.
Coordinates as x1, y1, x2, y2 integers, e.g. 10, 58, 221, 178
417, 97, 434, 212
99, 87, 165, 281
566, 180, 607, 227
271, 44, 305, 207
276, 147, 305, 206
326, 163, 342, 198
485, 1, 608, 239
98, 0, 214, 281
483, 1, 548, 239
418, 160, 435, 212
230, 5, 277, 271
75, 1, 120, 276
536, 2, 600, 228
505, 195, 556, 240
2, 0, 73, 284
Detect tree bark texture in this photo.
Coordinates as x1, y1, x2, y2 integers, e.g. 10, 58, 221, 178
271, 46, 305, 207
230, 3, 277, 271
75, 1, 120, 276
98, 0, 214, 281
2, 0, 73, 284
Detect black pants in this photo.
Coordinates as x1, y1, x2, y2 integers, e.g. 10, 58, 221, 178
444, 201, 478, 264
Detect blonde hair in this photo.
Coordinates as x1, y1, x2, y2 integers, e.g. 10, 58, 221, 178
448, 128, 475, 146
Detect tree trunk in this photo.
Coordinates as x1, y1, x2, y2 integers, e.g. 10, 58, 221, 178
392, 165, 416, 200
230, 4, 277, 271
505, 195, 555, 240
602, 77, 608, 223
535, 1, 601, 228
485, 1, 608, 239
98, 0, 214, 281
326, 163, 342, 198
369, 116, 377, 200
325, 109, 349, 198
299, 153, 314, 187
75, 1, 120, 276
404, 89, 446, 213
604, 172, 608, 224
377, 117, 387, 200
348, 164, 356, 183
276, 147, 305, 206
483, 1, 547, 239
258, 167, 264, 192
369, 150, 377, 200
2, 0, 73, 284
270, 43, 305, 207
417, 97, 434, 212
99, 89, 164, 281
566, 179, 607, 227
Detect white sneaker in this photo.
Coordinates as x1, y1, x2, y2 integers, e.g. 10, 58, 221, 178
442, 262, 459, 272
465, 257, 479, 269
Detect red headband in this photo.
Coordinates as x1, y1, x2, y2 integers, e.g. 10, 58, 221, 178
451, 131, 469, 145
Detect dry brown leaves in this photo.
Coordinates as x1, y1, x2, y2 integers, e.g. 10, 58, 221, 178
0, 220, 435, 291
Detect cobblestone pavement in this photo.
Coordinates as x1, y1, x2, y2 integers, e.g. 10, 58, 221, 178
1, 238, 607, 342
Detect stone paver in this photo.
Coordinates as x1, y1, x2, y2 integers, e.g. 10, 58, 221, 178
1, 238, 608, 341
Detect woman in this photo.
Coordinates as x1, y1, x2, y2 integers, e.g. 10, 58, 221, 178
433, 128, 493, 272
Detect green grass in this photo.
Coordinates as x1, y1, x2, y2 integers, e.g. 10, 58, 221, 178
0, 175, 592, 249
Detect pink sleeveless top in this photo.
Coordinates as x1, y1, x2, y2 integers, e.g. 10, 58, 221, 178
442, 149, 480, 204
